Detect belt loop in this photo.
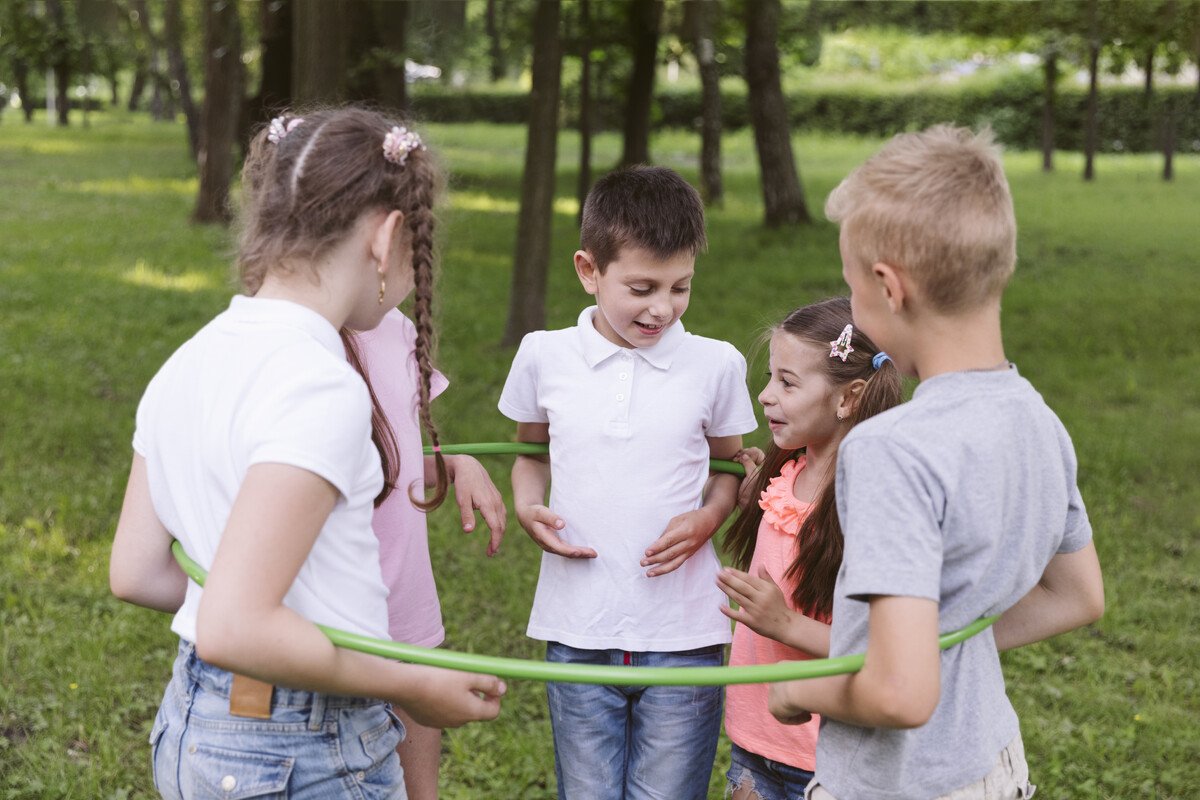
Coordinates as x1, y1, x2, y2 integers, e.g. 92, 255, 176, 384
308, 691, 328, 732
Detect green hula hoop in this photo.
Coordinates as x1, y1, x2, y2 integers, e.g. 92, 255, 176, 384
170, 542, 997, 686
423, 442, 747, 476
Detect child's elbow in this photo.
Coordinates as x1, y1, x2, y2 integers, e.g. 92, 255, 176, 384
194, 610, 242, 671
875, 687, 938, 729
1081, 584, 1105, 626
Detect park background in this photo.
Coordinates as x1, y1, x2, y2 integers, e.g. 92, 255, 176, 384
1, 1, 1199, 797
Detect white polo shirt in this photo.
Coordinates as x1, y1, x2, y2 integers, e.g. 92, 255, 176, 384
133, 295, 390, 643
499, 306, 757, 650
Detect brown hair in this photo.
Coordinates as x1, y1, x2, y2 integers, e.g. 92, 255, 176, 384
236, 105, 448, 510
723, 297, 902, 620
580, 165, 707, 272
826, 125, 1016, 313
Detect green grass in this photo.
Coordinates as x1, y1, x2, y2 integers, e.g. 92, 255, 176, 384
2, 111, 1198, 799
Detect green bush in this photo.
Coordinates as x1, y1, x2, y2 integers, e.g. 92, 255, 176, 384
412, 75, 1200, 154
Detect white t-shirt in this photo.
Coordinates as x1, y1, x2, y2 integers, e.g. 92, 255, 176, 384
498, 306, 757, 651
133, 295, 390, 642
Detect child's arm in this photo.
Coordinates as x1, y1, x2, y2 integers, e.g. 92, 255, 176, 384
426, 454, 507, 557
717, 566, 831, 657
642, 434, 742, 577
993, 541, 1104, 650
768, 595, 941, 729
511, 422, 596, 559
195, 462, 505, 729
110, 454, 188, 613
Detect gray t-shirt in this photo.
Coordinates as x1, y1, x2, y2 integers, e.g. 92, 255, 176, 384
815, 366, 1092, 800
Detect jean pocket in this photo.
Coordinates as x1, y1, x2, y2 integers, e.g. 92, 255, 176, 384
183, 742, 294, 799
360, 705, 406, 763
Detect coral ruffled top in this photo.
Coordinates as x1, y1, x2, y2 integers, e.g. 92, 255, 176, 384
725, 457, 826, 771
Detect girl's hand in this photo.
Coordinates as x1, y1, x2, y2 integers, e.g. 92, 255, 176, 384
734, 447, 766, 509
642, 506, 721, 577
398, 664, 507, 728
768, 681, 813, 726
717, 565, 794, 642
515, 504, 597, 559
447, 455, 507, 557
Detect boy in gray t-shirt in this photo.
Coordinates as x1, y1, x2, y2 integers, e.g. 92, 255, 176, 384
769, 126, 1105, 800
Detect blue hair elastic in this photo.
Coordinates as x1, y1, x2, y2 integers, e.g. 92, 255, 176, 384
872, 352, 891, 370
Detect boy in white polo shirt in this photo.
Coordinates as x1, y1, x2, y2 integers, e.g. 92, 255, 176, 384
499, 166, 757, 799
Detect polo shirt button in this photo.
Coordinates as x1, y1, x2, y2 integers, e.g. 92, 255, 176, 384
619, 372, 628, 380
616, 394, 625, 402
220, 775, 237, 792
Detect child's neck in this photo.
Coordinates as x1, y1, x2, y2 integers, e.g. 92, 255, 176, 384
793, 436, 840, 505
906, 301, 1007, 381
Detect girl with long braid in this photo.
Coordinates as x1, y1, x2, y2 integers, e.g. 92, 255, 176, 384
110, 106, 505, 798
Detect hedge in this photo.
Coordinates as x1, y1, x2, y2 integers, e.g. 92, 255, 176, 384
411, 76, 1200, 154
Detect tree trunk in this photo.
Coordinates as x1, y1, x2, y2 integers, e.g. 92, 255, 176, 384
1162, 96, 1175, 181
372, 0, 409, 114
14, 60, 34, 122
128, 56, 148, 111
1041, 49, 1056, 172
164, 0, 199, 160
744, 0, 810, 226
502, 0, 562, 346
1142, 45, 1154, 102
258, 0, 293, 114
686, 0, 723, 206
577, 0, 592, 227
193, 0, 244, 224
292, 0, 348, 104
620, 0, 662, 166
486, 0, 504, 82
1084, 0, 1099, 181
45, 0, 70, 126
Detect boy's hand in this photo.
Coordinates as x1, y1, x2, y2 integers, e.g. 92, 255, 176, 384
516, 504, 597, 559
642, 506, 721, 578
734, 447, 766, 509
447, 455, 506, 557
397, 664, 507, 729
717, 565, 794, 642
767, 681, 813, 726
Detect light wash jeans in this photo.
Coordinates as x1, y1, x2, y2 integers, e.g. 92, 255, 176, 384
545, 641, 724, 800
150, 640, 407, 799
726, 742, 814, 800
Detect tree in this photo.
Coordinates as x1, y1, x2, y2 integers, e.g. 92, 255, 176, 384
620, 0, 663, 166
1082, 0, 1101, 181
743, 0, 809, 226
576, 0, 593, 225
43, 0, 72, 125
292, 0, 348, 104
193, 0, 243, 224
1, 0, 48, 123
485, 0, 504, 81
503, 0, 562, 346
163, 0, 198, 158
684, 0, 722, 206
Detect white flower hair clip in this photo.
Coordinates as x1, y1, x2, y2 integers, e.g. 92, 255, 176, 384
382, 126, 424, 166
267, 116, 304, 144
830, 323, 855, 362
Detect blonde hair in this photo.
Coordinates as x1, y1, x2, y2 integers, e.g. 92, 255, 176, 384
236, 105, 450, 510
825, 125, 1017, 313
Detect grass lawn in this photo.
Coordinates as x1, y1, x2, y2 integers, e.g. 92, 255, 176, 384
1, 111, 1197, 799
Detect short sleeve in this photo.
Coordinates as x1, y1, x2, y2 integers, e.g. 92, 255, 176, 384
132, 370, 162, 457
705, 344, 758, 437
246, 363, 375, 500
1056, 425, 1093, 554
836, 434, 944, 603
498, 333, 547, 423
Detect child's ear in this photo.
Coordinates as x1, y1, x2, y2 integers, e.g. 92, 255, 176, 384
838, 378, 868, 419
574, 250, 600, 295
371, 210, 406, 270
872, 261, 908, 314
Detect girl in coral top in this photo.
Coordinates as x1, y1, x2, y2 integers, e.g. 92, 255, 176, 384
718, 297, 902, 800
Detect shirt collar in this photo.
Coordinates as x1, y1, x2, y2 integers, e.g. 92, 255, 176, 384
226, 294, 345, 359
576, 306, 686, 370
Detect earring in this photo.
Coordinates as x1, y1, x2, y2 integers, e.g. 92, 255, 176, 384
836, 411, 846, 421
378, 275, 386, 305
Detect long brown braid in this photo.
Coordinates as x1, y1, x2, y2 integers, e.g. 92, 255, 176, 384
234, 105, 447, 510
723, 298, 902, 620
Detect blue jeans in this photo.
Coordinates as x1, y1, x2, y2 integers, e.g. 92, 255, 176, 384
726, 742, 814, 800
150, 640, 407, 799
545, 641, 724, 800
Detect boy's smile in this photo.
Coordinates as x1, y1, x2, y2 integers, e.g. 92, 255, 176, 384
575, 246, 695, 349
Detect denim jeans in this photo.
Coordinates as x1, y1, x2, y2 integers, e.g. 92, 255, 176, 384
545, 641, 724, 800
726, 742, 814, 800
150, 640, 407, 799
